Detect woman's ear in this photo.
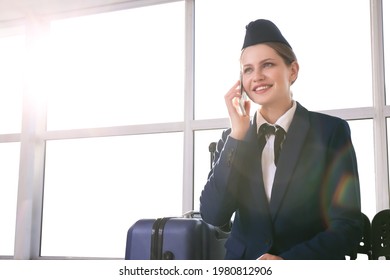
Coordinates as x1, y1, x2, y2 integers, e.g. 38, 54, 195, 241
290, 61, 299, 85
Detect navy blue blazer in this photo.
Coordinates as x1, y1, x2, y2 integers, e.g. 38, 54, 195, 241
200, 102, 362, 260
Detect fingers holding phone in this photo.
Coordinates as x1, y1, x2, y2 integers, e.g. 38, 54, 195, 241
224, 75, 250, 116
238, 74, 249, 116
225, 78, 251, 140
238, 84, 247, 116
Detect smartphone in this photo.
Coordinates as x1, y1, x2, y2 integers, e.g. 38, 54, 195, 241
239, 73, 247, 116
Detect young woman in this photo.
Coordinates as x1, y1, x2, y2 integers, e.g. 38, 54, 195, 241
200, 19, 362, 260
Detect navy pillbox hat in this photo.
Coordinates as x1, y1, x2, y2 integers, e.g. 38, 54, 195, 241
242, 19, 291, 50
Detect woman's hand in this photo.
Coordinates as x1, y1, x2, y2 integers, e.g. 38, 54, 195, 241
224, 80, 251, 140
257, 253, 283, 260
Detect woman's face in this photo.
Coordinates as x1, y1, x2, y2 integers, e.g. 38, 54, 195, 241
240, 44, 298, 108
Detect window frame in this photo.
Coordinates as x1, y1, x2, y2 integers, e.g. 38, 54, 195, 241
1, 0, 388, 259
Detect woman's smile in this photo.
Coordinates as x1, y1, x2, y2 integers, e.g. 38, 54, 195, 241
252, 84, 273, 94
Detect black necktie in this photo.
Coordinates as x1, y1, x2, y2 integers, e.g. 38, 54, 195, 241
258, 123, 274, 151
258, 123, 286, 165
274, 126, 286, 165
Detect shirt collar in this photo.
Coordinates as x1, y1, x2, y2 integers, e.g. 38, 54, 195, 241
256, 100, 297, 134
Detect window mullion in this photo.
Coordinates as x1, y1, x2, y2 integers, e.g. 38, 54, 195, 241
182, 0, 195, 214
371, 0, 390, 212
14, 16, 48, 259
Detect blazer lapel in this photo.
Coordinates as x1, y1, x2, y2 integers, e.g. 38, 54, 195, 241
244, 114, 272, 212
269, 103, 310, 220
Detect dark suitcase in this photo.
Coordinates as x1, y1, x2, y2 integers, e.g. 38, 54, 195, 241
125, 211, 228, 260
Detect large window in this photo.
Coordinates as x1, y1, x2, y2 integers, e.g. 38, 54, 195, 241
47, 4, 184, 129
39, 2, 185, 258
384, 0, 390, 105
0, 34, 24, 134
348, 120, 376, 220
0, 143, 20, 256
194, 0, 372, 121
42, 133, 183, 258
383, 1, 390, 202
193, 0, 375, 219
2, 0, 390, 259
0, 32, 24, 257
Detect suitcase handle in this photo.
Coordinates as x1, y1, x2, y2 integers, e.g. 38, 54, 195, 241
183, 210, 231, 238
182, 210, 201, 219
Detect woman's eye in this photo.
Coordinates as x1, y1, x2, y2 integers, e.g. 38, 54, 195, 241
243, 68, 252, 74
263, 62, 273, 68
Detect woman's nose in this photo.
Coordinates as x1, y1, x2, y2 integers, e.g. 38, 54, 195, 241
253, 69, 265, 82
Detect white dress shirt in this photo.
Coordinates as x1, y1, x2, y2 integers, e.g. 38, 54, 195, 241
256, 101, 297, 201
